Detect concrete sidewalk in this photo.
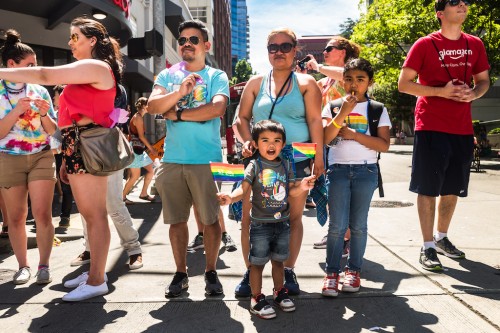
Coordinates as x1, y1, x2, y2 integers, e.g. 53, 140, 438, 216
0, 147, 499, 332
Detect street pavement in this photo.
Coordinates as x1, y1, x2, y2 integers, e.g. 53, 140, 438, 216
0, 145, 499, 332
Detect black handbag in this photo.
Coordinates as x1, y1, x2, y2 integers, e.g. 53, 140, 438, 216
74, 123, 134, 176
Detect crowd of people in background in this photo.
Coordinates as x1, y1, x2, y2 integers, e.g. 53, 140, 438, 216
0, 0, 491, 321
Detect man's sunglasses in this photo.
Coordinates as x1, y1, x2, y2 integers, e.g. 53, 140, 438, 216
438, 0, 470, 10
178, 36, 200, 46
267, 43, 294, 54
69, 33, 79, 43
324, 45, 343, 53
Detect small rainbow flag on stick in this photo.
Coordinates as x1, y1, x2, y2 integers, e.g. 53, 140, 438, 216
292, 142, 317, 160
210, 162, 245, 183
292, 142, 317, 175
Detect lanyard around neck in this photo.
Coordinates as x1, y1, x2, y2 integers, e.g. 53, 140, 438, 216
267, 71, 293, 120
1, 80, 25, 109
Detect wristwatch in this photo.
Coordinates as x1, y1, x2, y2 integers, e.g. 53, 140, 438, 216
176, 109, 183, 121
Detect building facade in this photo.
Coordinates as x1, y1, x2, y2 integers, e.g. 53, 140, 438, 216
230, 0, 249, 75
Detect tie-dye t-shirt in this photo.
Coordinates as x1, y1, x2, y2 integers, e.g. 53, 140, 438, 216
0, 81, 55, 155
244, 158, 295, 223
153, 62, 229, 164
320, 78, 344, 108
321, 99, 391, 164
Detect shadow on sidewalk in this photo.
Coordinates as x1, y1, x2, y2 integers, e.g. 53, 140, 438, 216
27, 302, 126, 332
148, 300, 244, 332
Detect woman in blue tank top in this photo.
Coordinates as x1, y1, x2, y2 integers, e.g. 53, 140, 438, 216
235, 28, 323, 296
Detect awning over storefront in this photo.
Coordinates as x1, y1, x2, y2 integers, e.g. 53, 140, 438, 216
0, 0, 133, 46
123, 56, 154, 93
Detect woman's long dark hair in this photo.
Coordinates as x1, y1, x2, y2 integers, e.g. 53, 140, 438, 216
71, 17, 123, 97
1, 29, 35, 67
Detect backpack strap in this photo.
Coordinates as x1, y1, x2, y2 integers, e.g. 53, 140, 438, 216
368, 99, 385, 198
328, 98, 344, 118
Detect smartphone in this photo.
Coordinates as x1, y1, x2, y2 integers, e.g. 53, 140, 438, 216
297, 56, 311, 71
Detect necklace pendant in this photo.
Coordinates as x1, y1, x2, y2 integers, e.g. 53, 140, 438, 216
274, 212, 281, 219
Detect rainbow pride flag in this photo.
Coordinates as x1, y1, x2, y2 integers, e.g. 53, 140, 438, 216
292, 142, 317, 160
210, 162, 245, 182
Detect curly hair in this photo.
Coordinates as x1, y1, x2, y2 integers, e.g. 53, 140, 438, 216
328, 36, 361, 64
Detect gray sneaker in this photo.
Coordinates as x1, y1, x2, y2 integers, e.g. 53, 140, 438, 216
187, 234, 204, 251
205, 270, 223, 296
434, 236, 465, 259
419, 247, 443, 271
13, 267, 31, 285
222, 233, 237, 252
35, 266, 52, 284
165, 272, 189, 298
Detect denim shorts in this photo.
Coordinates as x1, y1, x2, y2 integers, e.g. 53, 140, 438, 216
249, 220, 290, 266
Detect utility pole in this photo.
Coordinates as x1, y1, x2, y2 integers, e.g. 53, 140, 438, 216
150, 0, 165, 142
152, 0, 165, 78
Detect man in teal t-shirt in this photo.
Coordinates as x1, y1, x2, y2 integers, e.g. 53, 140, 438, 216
148, 20, 229, 298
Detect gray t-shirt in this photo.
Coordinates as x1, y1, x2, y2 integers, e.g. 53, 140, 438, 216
244, 157, 295, 223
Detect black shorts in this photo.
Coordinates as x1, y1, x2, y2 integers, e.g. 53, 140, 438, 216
410, 131, 473, 197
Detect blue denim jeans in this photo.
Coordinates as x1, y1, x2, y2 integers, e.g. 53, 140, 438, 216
249, 220, 290, 266
325, 163, 378, 274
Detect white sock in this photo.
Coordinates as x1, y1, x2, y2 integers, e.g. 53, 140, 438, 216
284, 267, 293, 271
434, 232, 447, 242
423, 241, 435, 250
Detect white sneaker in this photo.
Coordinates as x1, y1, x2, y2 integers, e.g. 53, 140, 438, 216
64, 271, 108, 289
13, 267, 31, 285
313, 235, 327, 249
62, 282, 108, 302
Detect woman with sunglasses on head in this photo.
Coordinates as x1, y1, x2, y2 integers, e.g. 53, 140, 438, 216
236, 28, 323, 296
300, 37, 361, 252
0, 29, 57, 286
0, 17, 124, 301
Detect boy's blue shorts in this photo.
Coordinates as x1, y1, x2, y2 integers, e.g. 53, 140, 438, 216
249, 220, 290, 266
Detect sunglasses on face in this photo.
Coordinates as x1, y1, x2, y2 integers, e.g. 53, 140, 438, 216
267, 43, 294, 54
178, 36, 200, 46
324, 45, 343, 53
69, 33, 79, 43
440, 0, 470, 9
448, 0, 470, 6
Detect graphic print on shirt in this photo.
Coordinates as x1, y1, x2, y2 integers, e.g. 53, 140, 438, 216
168, 61, 207, 109
259, 168, 287, 209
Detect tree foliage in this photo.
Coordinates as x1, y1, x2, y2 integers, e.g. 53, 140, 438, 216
350, 0, 500, 127
230, 59, 254, 85
339, 18, 357, 39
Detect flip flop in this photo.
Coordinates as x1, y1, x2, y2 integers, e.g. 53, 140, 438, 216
139, 195, 155, 202
123, 198, 135, 205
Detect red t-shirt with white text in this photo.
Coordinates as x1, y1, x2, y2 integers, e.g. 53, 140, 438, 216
403, 32, 489, 135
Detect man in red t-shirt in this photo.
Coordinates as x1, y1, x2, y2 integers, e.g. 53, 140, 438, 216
398, 0, 490, 271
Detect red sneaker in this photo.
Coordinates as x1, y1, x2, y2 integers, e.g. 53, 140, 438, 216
321, 273, 340, 297
342, 269, 360, 292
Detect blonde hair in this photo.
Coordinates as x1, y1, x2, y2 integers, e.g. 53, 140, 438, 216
267, 28, 297, 46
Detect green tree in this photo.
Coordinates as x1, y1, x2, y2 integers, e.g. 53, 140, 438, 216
339, 18, 358, 39
230, 59, 254, 85
350, 0, 500, 130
